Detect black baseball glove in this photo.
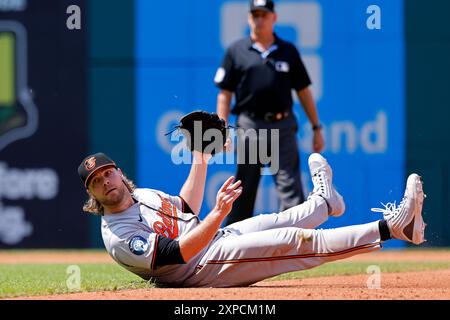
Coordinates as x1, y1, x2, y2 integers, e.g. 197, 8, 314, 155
166, 110, 231, 155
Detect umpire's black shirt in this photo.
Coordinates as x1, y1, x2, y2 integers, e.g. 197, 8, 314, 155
215, 34, 311, 115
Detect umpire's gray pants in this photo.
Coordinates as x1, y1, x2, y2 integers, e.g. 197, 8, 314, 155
225, 112, 305, 226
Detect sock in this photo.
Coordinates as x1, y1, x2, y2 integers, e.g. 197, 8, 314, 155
378, 219, 391, 241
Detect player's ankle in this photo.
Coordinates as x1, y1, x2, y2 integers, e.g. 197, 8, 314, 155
378, 219, 392, 241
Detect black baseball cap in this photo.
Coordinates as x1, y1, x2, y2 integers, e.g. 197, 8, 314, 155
78, 152, 117, 188
249, 0, 275, 13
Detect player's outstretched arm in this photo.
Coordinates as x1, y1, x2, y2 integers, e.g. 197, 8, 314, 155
179, 150, 212, 215
179, 176, 242, 262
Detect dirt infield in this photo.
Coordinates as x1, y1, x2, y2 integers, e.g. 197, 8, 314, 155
3, 250, 450, 300
19, 269, 450, 300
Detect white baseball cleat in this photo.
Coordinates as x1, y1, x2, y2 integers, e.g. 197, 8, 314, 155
371, 173, 426, 245
308, 153, 345, 217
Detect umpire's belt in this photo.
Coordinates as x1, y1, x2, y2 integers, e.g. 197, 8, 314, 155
242, 110, 291, 123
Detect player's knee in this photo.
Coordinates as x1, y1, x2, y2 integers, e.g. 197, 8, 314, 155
294, 228, 315, 243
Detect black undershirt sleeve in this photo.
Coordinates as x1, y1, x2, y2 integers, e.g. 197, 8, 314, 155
154, 235, 186, 267
179, 196, 195, 214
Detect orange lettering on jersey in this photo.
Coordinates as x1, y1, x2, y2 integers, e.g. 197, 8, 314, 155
152, 195, 179, 239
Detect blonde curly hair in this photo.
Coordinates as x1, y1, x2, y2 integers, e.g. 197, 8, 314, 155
82, 173, 136, 215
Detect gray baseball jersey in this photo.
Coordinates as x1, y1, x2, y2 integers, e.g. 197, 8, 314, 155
102, 188, 214, 287
101, 189, 382, 287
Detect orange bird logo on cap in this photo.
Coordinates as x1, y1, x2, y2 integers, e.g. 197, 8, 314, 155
84, 157, 96, 171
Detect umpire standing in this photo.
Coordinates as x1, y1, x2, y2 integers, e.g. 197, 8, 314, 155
215, 0, 324, 225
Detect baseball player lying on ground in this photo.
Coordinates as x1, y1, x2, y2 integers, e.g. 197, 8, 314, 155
78, 152, 426, 287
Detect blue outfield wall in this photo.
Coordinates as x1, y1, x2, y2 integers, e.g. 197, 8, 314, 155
135, 0, 405, 247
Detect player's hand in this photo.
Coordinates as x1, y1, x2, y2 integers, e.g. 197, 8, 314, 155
313, 130, 325, 153
223, 137, 233, 153
192, 150, 213, 164
214, 176, 242, 216
192, 138, 231, 164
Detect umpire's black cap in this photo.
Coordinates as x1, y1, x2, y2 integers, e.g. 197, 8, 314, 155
249, 0, 275, 13
78, 152, 117, 188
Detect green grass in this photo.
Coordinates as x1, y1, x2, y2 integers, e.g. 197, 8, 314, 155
1, 260, 449, 298
0, 264, 154, 299
0, 249, 105, 254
